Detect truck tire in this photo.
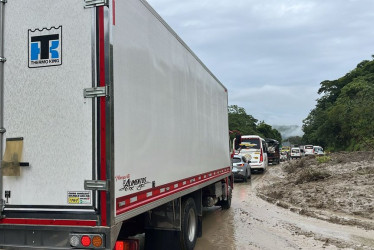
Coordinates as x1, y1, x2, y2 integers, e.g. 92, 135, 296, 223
180, 198, 198, 250
221, 180, 232, 210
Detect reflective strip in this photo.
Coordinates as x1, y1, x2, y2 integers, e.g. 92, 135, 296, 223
0, 218, 97, 226
116, 167, 231, 216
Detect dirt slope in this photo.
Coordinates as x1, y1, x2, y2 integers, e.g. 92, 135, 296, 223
257, 152, 374, 230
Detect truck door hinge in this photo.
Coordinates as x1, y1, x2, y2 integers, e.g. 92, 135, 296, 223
84, 86, 109, 98
84, 180, 109, 191
0, 0, 7, 4
0, 57, 6, 63
84, 0, 108, 8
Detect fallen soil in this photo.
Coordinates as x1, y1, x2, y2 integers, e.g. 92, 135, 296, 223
257, 151, 374, 231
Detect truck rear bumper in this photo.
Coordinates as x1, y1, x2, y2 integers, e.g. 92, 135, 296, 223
250, 163, 265, 170
0, 224, 111, 249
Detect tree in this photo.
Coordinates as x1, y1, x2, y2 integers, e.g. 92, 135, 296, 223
257, 121, 282, 142
302, 57, 374, 151
228, 105, 282, 142
228, 105, 257, 138
288, 136, 303, 146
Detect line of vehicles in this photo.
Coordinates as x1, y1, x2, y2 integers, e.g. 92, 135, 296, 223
231, 135, 327, 181
232, 135, 279, 182
289, 145, 325, 159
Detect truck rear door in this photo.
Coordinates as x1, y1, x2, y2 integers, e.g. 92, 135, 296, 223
2, 0, 96, 210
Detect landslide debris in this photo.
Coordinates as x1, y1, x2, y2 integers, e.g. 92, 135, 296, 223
257, 151, 374, 230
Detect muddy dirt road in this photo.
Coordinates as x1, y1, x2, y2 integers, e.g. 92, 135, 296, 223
194, 169, 374, 250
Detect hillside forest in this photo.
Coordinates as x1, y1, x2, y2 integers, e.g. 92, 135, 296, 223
302, 57, 374, 151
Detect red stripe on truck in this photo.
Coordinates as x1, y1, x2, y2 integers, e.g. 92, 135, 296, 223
116, 167, 231, 216
112, 0, 116, 25
98, 6, 107, 227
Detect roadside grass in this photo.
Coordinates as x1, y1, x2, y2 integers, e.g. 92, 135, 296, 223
316, 155, 331, 164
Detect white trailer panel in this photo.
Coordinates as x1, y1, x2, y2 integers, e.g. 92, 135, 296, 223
3, 0, 94, 207
112, 0, 230, 216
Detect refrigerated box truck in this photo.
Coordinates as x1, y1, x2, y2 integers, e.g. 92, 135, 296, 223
0, 0, 232, 249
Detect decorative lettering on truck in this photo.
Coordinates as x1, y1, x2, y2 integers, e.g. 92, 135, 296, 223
117, 174, 151, 192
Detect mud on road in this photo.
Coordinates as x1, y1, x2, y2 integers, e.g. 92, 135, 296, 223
259, 152, 374, 230
195, 152, 374, 250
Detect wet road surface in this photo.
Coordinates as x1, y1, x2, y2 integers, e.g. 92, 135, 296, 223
194, 171, 374, 250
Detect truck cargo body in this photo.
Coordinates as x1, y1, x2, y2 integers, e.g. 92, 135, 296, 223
265, 139, 280, 165
0, 0, 232, 249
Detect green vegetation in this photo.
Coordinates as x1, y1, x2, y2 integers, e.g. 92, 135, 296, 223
228, 105, 282, 142
316, 156, 331, 164
302, 57, 374, 151
286, 136, 303, 146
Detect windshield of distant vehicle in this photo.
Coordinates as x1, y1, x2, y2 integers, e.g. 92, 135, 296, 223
305, 145, 313, 149
240, 138, 260, 149
292, 149, 300, 153
232, 157, 241, 163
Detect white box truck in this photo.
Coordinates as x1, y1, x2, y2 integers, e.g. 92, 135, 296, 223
0, 0, 232, 249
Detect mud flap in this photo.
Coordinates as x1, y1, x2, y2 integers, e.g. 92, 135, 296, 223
144, 229, 181, 250
197, 216, 202, 238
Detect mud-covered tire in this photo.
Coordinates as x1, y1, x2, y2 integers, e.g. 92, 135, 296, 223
221, 180, 232, 210
180, 198, 198, 250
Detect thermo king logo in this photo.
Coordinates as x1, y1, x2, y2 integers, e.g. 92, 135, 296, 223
28, 26, 62, 68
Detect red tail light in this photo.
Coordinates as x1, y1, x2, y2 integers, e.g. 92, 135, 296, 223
115, 241, 124, 250
260, 148, 263, 163
115, 239, 139, 250
81, 236, 91, 247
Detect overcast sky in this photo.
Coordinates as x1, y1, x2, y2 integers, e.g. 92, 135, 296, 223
147, 0, 374, 130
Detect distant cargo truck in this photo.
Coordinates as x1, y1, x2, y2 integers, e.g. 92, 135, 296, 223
0, 0, 232, 249
266, 139, 280, 165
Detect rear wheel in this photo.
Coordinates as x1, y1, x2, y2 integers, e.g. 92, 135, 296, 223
180, 198, 198, 250
221, 180, 232, 209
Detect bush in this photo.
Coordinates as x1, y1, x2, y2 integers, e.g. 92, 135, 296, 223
295, 168, 331, 184
316, 155, 331, 164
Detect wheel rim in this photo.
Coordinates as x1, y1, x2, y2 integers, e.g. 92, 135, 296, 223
187, 207, 197, 242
